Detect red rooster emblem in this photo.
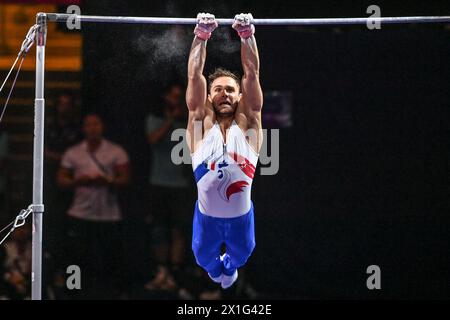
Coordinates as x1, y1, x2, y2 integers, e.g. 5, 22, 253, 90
225, 181, 249, 200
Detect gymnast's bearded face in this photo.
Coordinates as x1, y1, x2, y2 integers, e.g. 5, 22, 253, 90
209, 77, 241, 118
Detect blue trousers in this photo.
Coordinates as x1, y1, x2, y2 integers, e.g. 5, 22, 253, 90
192, 201, 256, 278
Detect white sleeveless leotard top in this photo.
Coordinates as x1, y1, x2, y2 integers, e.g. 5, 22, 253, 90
191, 120, 259, 218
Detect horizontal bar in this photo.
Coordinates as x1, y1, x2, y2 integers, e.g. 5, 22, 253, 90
46, 13, 450, 26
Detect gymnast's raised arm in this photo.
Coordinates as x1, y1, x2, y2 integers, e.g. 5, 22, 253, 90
186, 13, 218, 117
186, 13, 218, 151
186, 38, 207, 118
233, 13, 263, 115
232, 13, 263, 152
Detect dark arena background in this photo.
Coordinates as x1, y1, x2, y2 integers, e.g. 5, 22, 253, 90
0, 0, 449, 300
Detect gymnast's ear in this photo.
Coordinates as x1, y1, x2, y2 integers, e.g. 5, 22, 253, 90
207, 93, 212, 103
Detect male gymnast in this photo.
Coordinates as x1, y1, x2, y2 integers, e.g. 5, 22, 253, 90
186, 12, 263, 289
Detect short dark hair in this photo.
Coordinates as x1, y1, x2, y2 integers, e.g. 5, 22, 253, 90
208, 68, 241, 92
55, 91, 74, 105
162, 82, 183, 97
83, 112, 103, 123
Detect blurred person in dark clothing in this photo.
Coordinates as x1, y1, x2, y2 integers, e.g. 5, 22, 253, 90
57, 114, 130, 298
0, 126, 8, 215
44, 92, 81, 270
1, 226, 32, 300
145, 83, 194, 290
0, 246, 7, 299
45, 93, 81, 165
